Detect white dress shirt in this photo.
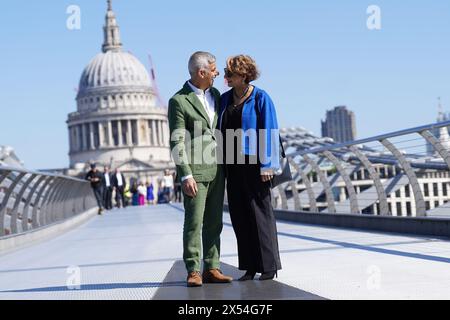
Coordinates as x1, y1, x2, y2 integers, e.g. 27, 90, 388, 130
187, 81, 216, 125
116, 173, 123, 187
104, 173, 111, 187
182, 82, 217, 182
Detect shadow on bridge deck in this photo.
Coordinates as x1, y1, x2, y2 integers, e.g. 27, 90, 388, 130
152, 260, 325, 300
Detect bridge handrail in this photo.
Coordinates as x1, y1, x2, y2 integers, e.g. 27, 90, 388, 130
287, 119, 450, 157
0, 165, 86, 182
277, 120, 450, 217
0, 166, 96, 237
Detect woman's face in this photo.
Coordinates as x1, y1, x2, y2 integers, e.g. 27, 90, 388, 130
224, 68, 245, 88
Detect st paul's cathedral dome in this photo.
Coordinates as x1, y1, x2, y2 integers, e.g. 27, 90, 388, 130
67, 0, 172, 179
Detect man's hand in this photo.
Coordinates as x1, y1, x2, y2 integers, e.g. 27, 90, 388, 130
261, 172, 273, 183
182, 178, 198, 198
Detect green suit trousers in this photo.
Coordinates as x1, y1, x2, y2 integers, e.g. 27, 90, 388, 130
183, 167, 225, 273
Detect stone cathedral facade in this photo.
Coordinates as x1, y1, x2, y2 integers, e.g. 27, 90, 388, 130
66, 1, 172, 180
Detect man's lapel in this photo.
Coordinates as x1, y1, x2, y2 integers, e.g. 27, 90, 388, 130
183, 82, 211, 128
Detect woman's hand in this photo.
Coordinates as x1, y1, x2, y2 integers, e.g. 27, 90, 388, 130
261, 172, 273, 182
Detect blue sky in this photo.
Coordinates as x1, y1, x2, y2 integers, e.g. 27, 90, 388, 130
1, 0, 450, 170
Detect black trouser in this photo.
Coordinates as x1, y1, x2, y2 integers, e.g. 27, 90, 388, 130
92, 187, 103, 209
175, 185, 182, 202
226, 163, 282, 273
115, 186, 126, 208
103, 186, 113, 210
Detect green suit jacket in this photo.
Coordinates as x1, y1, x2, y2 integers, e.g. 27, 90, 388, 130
168, 82, 222, 183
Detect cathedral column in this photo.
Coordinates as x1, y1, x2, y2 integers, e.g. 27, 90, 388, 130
107, 121, 113, 147
160, 120, 164, 146
89, 123, 95, 150
156, 120, 161, 146
163, 121, 169, 147
157, 120, 161, 146
118, 120, 123, 145
68, 127, 73, 152
127, 120, 132, 146
68, 127, 73, 153
79, 125, 84, 151
81, 124, 88, 151
144, 119, 150, 145
151, 120, 157, 146
135, 120, 140, 146
85, 123, 91, 150
74, 125, 80, 151
158, 120, 164, 146
158, 120, 163, 146
78, 124, 83, 151
98, 122, 104, 148
147, 120, 153, 146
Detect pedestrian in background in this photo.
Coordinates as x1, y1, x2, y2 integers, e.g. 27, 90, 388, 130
102, 166, 113, 210
85, 163, 104, 215
163, 169, 174, 202
173, 171, 182, 203
112, 168, 127, 208
137, 182, 147, 206
146, 180, 155, 205
130, 181, 139, 206
157, 179, 168, 204
124, 183, 132, 207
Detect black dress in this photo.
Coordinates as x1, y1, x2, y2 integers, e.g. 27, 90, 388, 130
221, 94, 282, 273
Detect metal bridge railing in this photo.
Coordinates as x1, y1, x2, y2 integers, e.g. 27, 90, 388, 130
274, 120, 450, 217
0, 166, 96, 237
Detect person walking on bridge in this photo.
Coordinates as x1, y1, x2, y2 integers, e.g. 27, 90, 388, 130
112, 168, 127, 209
168, 51, 232, 287
102, 166, 113, 210
85, 163, 104, 215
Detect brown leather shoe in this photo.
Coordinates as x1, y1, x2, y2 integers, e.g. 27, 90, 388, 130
187, 271, 202, 287
202, 269, 233, 283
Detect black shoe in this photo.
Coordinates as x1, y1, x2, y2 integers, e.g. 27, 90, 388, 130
238, 270, 256, 281
259, 271, 277, 281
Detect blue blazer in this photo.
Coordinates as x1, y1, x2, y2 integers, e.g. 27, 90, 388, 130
219, 86, 281, 174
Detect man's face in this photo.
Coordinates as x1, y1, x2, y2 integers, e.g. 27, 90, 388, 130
201, 62, 219, 88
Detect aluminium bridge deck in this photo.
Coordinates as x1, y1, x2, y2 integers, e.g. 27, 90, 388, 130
0, 204, 449, 300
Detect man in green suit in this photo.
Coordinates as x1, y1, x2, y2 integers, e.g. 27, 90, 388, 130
168, 51, 232, 287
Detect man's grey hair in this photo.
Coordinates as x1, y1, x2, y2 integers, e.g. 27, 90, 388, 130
188, 51, 216, 76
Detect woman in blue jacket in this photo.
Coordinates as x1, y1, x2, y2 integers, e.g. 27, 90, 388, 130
219, 55, 282, 281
